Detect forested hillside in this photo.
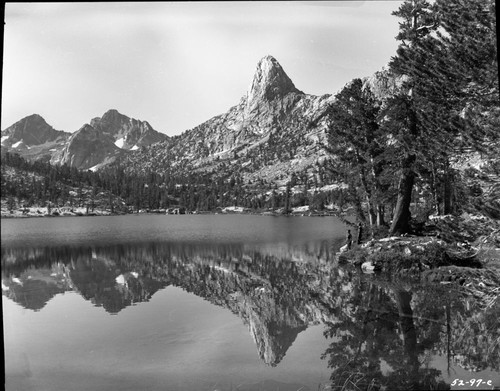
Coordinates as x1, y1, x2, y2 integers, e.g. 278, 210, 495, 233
1, 151, 348, 214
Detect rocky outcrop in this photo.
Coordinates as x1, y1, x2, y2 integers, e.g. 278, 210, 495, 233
361, 66, 406, 101
244, 55, 304, 114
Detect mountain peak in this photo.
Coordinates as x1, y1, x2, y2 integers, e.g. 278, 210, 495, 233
1, 113, 68, 148
258, 55, 280, 68
24, 113, 46, 122
8, 114, 49, 129
90, 109, 129, 131
101, 109, 128, 122
245, 56, 303, 112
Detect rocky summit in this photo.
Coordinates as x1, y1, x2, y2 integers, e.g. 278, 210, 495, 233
51, 109, 168, 170
89, 109, 166, 151
0, 114, 70, 162
245, 55, 304, 114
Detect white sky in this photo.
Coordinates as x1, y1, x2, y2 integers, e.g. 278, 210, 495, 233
2, 1, 403, 136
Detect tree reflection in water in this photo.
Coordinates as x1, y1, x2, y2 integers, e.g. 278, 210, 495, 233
321, 268, 500, 390
2, 241, 499, 389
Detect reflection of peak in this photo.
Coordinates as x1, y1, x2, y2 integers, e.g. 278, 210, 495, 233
250, 318, 307, 366
69, 257, 166, 314
2, 266, 72, 311
226, 281, 313, 366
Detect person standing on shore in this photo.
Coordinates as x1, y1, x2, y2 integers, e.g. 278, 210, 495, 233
357, 222, 363, 245
346, 229, 353, 250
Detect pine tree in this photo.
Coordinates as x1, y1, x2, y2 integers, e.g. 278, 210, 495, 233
283, 182, 292, 214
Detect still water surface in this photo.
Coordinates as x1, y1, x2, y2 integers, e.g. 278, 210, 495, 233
2, 215, 499, 390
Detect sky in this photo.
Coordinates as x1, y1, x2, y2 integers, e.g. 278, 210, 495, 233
2, 1, 403, 136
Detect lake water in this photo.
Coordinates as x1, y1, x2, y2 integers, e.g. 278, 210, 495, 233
2, 215, 499, 391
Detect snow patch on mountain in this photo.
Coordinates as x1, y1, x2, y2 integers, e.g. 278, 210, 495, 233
114, 138, 125, 149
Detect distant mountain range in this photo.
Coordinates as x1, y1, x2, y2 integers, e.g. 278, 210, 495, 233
1, 56, 394, 185
1, 109, 168, 170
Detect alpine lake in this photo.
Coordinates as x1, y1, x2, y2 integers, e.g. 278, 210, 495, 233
2, 214, 499, 391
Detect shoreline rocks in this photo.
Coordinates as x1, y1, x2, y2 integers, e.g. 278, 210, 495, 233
337, 231, 500, 309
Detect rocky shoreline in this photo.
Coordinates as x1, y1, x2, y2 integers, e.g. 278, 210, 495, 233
0, 205, 347, 219
337, 214, 500, 309
0, 206, 119, 218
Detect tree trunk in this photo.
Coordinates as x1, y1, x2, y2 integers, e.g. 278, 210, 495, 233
284, 183, 291, 214
350, 185, 367, 223
431, 161, 441, 216
443, 164, 454, 215
367, 200, 376, 226
390, 154, 416, 236
376, 204, 385, 226
394, 289, 419, 385
356, 151, 376, 225
371, 157, 386, 226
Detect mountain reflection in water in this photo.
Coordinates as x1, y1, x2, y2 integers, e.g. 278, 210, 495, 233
2, 242, 499, 389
